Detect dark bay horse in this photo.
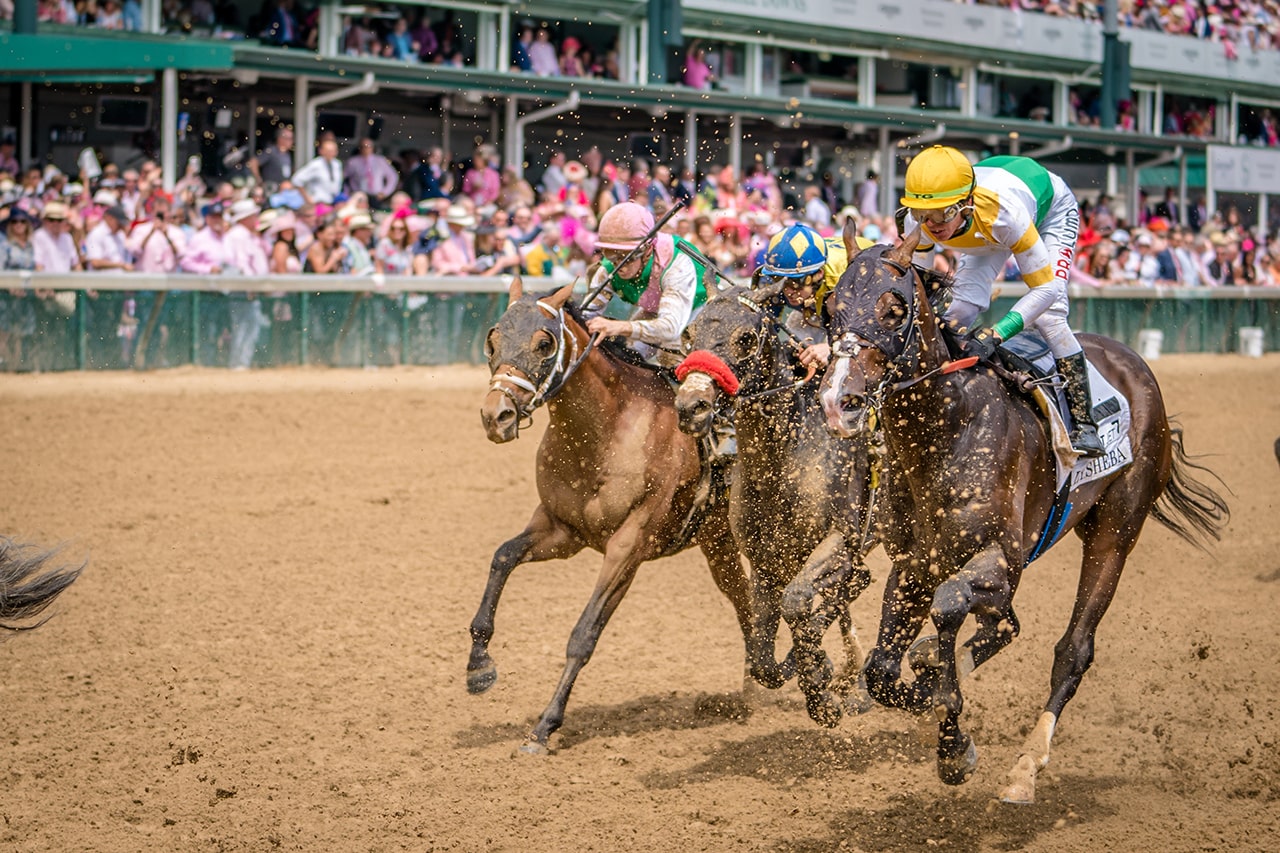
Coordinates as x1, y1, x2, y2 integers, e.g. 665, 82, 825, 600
818, 229, 1229, 803
1, 537, 82, 633
475, 278, 754, 753
673, 283, 873, 727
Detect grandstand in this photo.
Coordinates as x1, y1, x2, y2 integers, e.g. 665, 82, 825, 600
1, 0, 1278, 368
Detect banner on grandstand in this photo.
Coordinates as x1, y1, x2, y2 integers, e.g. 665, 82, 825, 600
1207, 145, 1280, 195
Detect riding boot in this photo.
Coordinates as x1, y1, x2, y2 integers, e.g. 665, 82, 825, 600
1056, 353, 1106, 459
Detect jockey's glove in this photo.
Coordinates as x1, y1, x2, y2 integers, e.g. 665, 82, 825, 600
963, 327, 1001, 362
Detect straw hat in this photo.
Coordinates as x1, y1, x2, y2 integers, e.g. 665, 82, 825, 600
563, 160, 587, 183
444, 204, 476, 228
42, 201, 70, 220
228, 199, 261, 222
345, 211, 374, 230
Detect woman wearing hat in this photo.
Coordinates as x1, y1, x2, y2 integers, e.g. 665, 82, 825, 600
431, 204, 478, 275
32, 202, 83, 272
0, 208, 40, 368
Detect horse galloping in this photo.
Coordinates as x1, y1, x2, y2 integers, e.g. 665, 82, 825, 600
673, 283, 874, 727
818, 229, 1229, 802
474, 278, 754, 753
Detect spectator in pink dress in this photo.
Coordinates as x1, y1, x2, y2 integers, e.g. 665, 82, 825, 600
462, 144, 502, 208
559, 36, 587, 77
683, 39, 715, 90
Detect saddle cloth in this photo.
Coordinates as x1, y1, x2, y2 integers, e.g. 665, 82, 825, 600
998, 334, 1133, 493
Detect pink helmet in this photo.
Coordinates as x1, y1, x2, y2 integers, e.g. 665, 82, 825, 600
596, 202, 654, 250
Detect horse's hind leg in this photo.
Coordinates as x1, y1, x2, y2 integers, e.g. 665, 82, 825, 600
467, 505, 583, 695
1000, 502, 1139, 804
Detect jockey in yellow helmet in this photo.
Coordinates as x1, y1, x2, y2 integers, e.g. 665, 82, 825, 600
900, 145, 1104, 458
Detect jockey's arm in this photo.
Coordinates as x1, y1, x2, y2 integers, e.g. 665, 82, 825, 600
783, 308, 830, 369
988, 211, 1060, 342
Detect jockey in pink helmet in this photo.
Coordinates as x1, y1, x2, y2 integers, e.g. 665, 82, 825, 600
584, 202, 710, 361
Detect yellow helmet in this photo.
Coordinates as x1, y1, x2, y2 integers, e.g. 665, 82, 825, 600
900, 145, 975, 210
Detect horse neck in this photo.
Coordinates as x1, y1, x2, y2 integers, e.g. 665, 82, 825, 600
735, 339, 812, 469
545, 317, 652, 439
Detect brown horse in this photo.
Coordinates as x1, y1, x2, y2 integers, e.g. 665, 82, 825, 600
817, 229, 1229, 802
674, 283, 873, 727
475, 278, 754, 753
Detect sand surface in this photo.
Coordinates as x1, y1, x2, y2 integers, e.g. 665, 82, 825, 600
1, 355, 1277, 852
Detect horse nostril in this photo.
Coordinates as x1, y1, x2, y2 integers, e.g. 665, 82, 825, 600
689, 399, 712, 417
496, 408, 516, 426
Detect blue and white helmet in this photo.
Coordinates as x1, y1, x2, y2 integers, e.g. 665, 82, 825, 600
763, 224, 828, 278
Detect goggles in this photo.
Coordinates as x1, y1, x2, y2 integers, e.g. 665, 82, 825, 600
601, 245, 649, 266
910, 201, 969, 228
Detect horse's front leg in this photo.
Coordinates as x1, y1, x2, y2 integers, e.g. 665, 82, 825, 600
863, 561, 935, 715
929, 543, 1015, 785
696, 508, 766, 689
467, 504, 583, 694
782, 532, 870, 726
523, 520, 651, 754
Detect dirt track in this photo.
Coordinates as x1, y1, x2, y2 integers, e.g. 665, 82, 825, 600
2, 356, 1278, 852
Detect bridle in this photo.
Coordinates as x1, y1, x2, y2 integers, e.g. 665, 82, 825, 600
487, 298, 588, 429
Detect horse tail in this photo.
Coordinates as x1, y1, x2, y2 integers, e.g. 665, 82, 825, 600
0, 537, 84, 633
1149, 423, 1230, 551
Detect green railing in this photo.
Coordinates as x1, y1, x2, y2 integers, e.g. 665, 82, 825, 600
1, 274, 1277, 372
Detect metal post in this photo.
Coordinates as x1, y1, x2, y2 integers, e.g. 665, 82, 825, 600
161, 67, 178, 192
729, 114, 742, 184
294, 76, 309, 170
75, 291, 87, 369
299, 291, 310, 364
399, 293, 410, 365
19, 82, 32, 172
684, 111, 697, 178
190, 291, 200, 366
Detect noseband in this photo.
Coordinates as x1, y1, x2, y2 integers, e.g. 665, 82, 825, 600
488, 298, 585, 427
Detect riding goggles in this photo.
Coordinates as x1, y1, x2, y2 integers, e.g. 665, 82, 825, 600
601, 245, 651, 267
910, 201, 969, 228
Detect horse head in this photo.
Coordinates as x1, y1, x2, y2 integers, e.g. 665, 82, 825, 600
818, 226, 948, 437
480, 275, 579, 443
674, 281, 785, 437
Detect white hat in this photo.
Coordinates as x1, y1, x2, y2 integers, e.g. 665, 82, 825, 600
445, 204, 476, 228
92, 189, 118, 206
345, 211, 374, 230
1109, 229, 1130, 245
229, 199, 261, 222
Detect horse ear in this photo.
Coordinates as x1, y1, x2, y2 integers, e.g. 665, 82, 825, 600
508, 272, 524, 302
747, 280, 786, 305
545, 281, 576, 310
887, 226, 921, 268
842, 217, 862, 259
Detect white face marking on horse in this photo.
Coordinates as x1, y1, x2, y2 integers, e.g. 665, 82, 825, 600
822, 355, 852, 432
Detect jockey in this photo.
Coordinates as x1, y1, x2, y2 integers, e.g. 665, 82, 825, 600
757, 222, 875, 371
583, 202, 710, 362
900, 145, 1105, 458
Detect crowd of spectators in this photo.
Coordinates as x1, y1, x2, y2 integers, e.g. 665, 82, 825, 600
1, 129, 1277, 369
15, 0, 1280, 60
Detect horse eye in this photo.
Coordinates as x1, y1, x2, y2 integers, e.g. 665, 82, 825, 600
731, 330, 758, 359
875, 292, 907, 331
534, 332, 556, 357
681, 328, 694, 352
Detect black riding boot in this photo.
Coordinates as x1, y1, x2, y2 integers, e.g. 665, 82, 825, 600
1056, 353, 1106, 458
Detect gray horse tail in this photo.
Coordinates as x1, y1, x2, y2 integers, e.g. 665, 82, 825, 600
0, 537, 84, 633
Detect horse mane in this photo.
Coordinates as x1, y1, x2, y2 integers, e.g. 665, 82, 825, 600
559, 294, 663, 372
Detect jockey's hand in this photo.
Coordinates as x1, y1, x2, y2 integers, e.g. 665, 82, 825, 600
798, 342, 830, 370
963, 327, 1000, 362
586, 317, 632, 339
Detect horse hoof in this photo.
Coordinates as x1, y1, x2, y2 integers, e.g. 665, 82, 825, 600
937, 734, 978, 786
517, 739, 550, 757
840, 673, 875, 715
806, 692, 843, 729
998, 755, 1038, 804
466, 664, 498, 695
908, 635, 940, 673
